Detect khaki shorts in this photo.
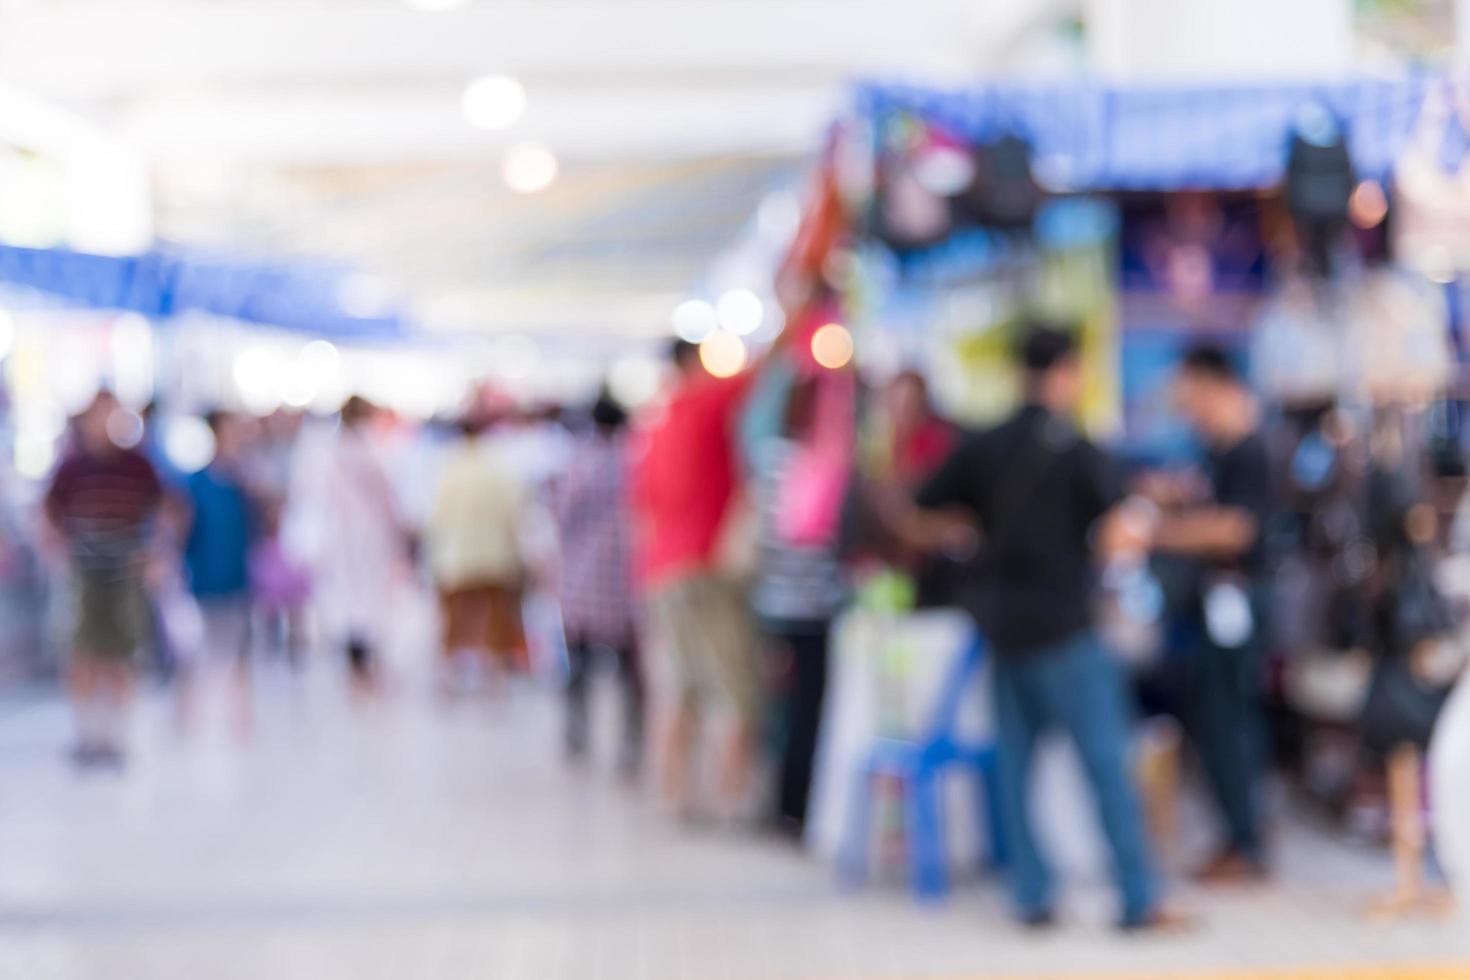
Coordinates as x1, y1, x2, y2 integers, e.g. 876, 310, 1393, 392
650, 575, 759, 725
72, 567, 148, 663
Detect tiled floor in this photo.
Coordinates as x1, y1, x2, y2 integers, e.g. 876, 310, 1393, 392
0, 661, 1466, 980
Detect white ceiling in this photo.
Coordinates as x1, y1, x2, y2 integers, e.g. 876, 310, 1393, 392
0, 0, 1074, 339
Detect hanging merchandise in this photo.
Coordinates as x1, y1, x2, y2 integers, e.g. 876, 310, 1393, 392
780, 144, 849, 298
872, 116, 956, 254
874, 167, 952, 254
1394, 78, 1470, 280
776, 365, 857, 549
1251, 277, 1342, 406
1349, 267, 1451, 404
1285, 104, 1355, 277
955, 134, 1042, 232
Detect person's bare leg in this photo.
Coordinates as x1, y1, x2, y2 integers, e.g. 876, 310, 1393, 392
436, 591, 461, 697
230, 657, 253, 740
660, 699, 697, 814
717, 718, 753, 818
95, 661, 134, 763
1138, 717, 1183, 869
1370, 744, 1454, 920
173, 662, 199, 734
67, 658, 101, 757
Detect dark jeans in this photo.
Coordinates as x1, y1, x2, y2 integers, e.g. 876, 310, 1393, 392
765, 622, 831, 829
993, 631, 1156, 923
565, 637, 644, 763
1182, 629, 1265, 861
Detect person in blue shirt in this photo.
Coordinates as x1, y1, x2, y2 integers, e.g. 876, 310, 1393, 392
178, 410, 258, 735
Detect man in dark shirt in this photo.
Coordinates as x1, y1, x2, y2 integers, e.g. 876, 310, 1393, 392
916, 326, 1172, 931
45, 392, 163, 768
1151, 344, 1273, 883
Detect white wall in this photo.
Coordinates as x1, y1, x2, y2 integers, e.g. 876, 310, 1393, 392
1087, 0, 1353, 80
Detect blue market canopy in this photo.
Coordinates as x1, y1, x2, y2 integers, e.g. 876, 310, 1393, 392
0, 243, 407, 340
855, 74, 1463, 192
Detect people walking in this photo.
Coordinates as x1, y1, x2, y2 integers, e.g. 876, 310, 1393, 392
44, 393, 164, 768
553, 394, 644, 773
178, 410, 259, 735
426, 413, 528, 695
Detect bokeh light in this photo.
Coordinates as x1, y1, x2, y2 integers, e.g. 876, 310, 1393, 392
1348, 179, 1388, 230
105, 408, 145, 450
698, 330, 747, 378
717, 289, 764, 336
462, 75, 527, 130
810, 322, 854, 370
233, 346, 286, 416
672, 299, 718, 343
502, 142, 559, 194
162, 415, 217, 473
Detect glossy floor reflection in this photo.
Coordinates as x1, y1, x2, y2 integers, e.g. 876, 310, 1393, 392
0, 659, 1466, 980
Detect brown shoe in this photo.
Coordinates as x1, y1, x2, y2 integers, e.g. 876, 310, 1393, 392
1192, 849, 1267, 885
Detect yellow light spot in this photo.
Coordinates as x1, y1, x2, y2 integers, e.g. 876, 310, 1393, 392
811, 322, 854, 370
698, 330, 747, 378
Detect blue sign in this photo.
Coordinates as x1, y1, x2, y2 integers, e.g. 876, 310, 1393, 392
0, 244, 407, 339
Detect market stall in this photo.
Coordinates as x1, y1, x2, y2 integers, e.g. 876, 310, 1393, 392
790, 71, 1470, 888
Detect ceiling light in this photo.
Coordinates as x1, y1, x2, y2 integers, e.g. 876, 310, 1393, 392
502, 141, 558, 194
462, 74, 526, 131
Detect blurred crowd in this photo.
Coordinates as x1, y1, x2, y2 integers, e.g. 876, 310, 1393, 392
22, 307, 1470, 933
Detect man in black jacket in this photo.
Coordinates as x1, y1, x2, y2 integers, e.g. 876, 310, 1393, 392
915, 325, 1176, 931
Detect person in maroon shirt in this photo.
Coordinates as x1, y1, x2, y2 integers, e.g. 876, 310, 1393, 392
44, 392, 163, 769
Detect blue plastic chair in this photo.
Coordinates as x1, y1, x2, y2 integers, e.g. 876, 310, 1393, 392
838, 632, 1006, 901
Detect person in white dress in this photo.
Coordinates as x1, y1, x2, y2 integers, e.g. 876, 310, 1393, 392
314, 397, 411, 691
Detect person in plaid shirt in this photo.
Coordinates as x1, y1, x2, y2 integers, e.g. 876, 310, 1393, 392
554, 395, 643, 773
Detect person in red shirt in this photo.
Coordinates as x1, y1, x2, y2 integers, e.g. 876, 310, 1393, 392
632, 339, 758, 816
886, 370, 954, 491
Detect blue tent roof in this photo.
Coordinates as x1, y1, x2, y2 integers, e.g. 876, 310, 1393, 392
855, 74, 1459, 191
0, 243, 407, 339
